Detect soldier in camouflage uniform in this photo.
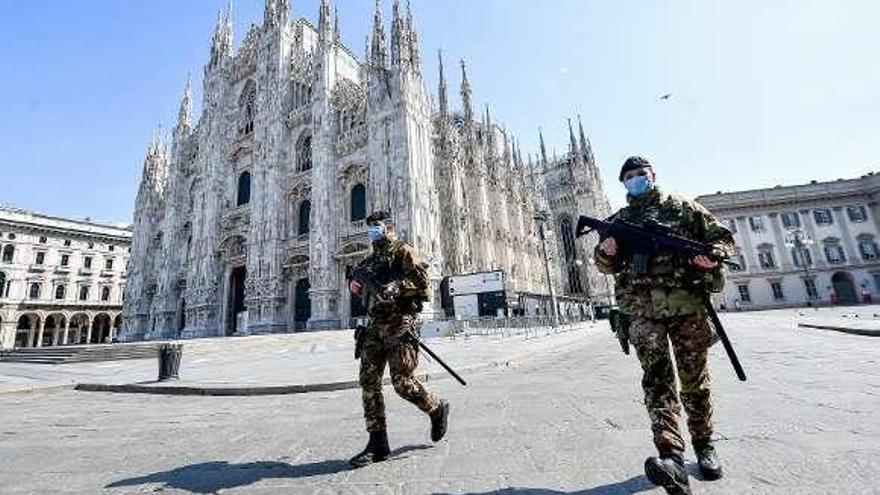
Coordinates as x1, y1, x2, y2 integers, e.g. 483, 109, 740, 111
595, 157, 735, 494
348, 211, 450, 468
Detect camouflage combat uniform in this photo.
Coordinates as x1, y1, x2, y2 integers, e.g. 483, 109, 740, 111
355, 238, 440, 433
595, 187, 735, 454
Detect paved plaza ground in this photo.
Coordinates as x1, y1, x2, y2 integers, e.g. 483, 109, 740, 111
0, 308, 878, 494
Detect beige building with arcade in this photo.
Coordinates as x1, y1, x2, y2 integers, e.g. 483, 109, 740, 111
0, 206, 132, 349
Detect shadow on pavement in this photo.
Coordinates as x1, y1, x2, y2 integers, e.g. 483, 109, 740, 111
105, 445, 434, 494
105, 459, 349, 493
428, 475, 655, 495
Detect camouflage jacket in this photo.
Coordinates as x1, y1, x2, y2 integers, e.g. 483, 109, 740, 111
594, 188, 735, 319
355, 238, 430, 322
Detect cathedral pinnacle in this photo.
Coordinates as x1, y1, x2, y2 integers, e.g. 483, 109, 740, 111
538, 128, 548, 164
460, 59, 473, 124
578, 114, 595, 166
437, 50, 448, 117
568, 118, 580, 157
371, 0, 388, 69
176, 75, 193, 134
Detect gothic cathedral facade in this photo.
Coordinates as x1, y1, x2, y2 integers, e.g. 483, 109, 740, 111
123, 0, 610, 340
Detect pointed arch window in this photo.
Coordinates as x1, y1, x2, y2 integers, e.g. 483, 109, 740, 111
298, 200, 311, 236
239, 80, 256, 135
296, 134, 312, 172
350, 183, 366, 222
29, 283, 41, 300
237, 171, 251, 206
79, 285, 90, 301
101, 286, 111, 302
55, 285, 66, 300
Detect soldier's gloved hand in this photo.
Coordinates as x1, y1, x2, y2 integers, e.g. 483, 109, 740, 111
691, 255, 718, 270
600, 237, 618, 256
349, 281, 363, 296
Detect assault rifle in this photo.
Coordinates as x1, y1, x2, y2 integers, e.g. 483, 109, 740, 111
576, 215, 747, 382
346, 266, 467, 386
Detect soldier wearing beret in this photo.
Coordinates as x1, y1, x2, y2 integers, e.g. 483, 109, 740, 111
595, 157, 735, 494
348, 211, 450, 468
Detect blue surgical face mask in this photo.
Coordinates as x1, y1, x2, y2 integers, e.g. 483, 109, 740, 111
367, 225, 386, 242
624, 174, 653, 198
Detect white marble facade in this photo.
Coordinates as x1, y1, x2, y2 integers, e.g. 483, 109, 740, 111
123, 0, 610, 341
0, 207, 131, 349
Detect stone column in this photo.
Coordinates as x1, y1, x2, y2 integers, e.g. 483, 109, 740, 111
832, 206, 858, 263
85, 320, 93, 345
51, 325, 59, 346
36, 319, 46, 348
799, 209, 826, 269
62, 320, 70, 346
768, 213, 793, 270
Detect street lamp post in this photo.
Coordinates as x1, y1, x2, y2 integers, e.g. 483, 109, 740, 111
785, 228, 815, 306
534, 211, 559, 327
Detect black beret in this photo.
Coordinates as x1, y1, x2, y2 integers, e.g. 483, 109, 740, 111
619, 156, 652, 182
365, 210, 392, 225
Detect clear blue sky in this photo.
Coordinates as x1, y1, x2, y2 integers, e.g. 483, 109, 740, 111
2, 0, 879, 223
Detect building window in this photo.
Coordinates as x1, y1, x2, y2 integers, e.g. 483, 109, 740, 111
0, 271, 5, 298
781, 212, 800, 229
350, 183, 366, 222
63, 239, 71, 247
7, 233, 15, 240
847, 205, 867, 223
804, 278, 818, 300
55, 285, 66, 300
61, 254, 70, 266
858, 236, 878, 261
79, 286, 90, 301
101, 286, 111, 302
35, 252, 45, 265
824, 243, 846, 264
88, 242, 94, 249
770, 281, 785, 301
296, 134, 312, 172
236, 171, 251, 207
737, 284, 751, 303
108, 245, 114, 252
297, 200, 311, 236
239, 80, 256, 135
813, 209, 833, 226
749, 216, 765, 232
757, 247, 776, 269
84, 256, 93, 269
29, 283, 41, 300
791, 247, 812, 267
105, 259, 114, 271
2, 245, 14, 263
39, 236, 47, 244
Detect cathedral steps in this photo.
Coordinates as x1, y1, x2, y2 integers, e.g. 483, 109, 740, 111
0, 343, 161, 365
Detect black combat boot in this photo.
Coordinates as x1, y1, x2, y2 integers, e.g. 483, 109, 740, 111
429, 399, 450, 442
349, 430, 391, 468
693, 439, 724, 480
644, 450, 692, 495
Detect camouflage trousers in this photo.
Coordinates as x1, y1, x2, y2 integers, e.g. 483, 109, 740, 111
359, 321, 440, 433
630, 314, 717, 454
